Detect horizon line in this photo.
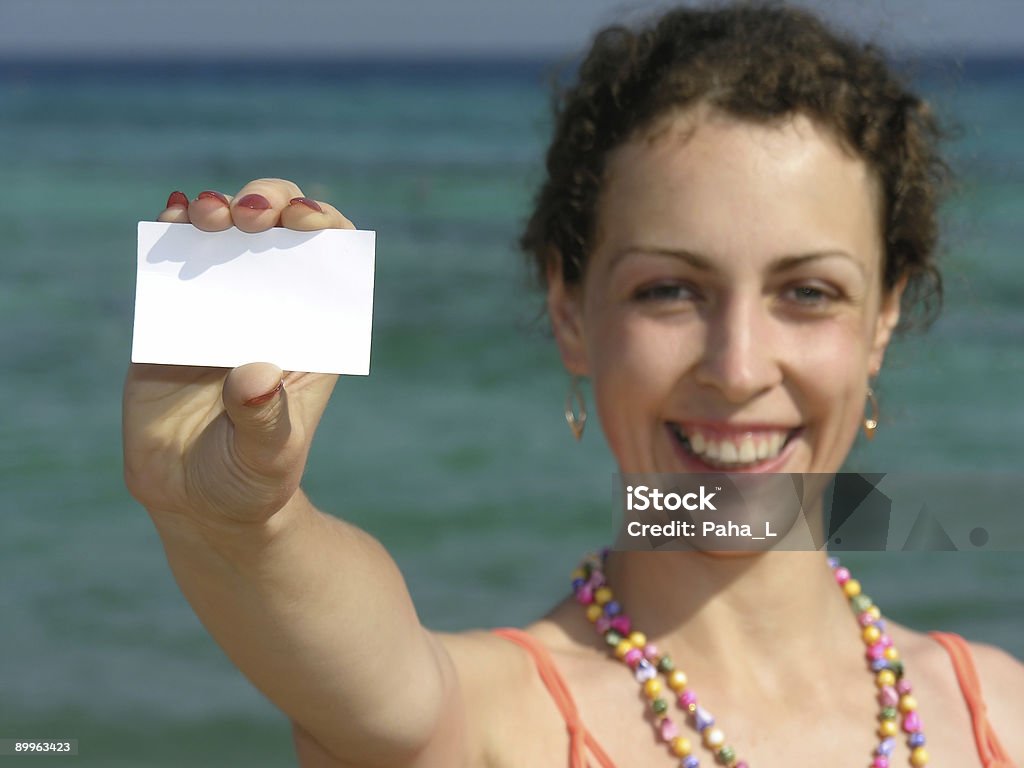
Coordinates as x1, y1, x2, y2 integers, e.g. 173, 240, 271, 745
2, 46, 1024, 62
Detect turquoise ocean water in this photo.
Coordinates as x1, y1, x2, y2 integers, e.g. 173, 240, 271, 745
1, 56, 1021, 766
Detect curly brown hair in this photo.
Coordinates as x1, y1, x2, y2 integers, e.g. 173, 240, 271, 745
521, 2, 948, 327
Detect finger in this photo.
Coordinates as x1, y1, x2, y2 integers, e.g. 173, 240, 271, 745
189, 190, 235, 232
222, 362, 286, 409
230, 178, 305, 233
279, 198, 356, 231
221, 362, 291, 464
157, 190, 191, 224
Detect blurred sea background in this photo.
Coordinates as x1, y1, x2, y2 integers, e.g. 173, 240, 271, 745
1, 54, 1021, 766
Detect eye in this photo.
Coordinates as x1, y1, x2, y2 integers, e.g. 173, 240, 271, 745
784, 283, 838, 306
633, 282, 699, 302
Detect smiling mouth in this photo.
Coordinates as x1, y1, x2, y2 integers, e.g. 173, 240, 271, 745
668, 423, 801, 469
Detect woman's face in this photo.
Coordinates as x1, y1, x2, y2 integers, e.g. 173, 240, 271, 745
549, 108, 904, 475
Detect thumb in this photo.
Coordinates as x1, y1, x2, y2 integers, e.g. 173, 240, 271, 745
222, 363, 292, 465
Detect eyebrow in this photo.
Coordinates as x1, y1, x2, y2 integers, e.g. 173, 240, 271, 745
610, 247, 867, 277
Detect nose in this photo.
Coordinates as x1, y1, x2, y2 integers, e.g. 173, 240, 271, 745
694, 292, 782, 403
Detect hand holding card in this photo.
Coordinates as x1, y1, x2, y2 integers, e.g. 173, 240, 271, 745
124, 180, 364, 527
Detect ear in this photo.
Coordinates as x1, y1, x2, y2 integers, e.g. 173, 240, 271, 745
546, 250, 590, 376
868, 274, 907, 375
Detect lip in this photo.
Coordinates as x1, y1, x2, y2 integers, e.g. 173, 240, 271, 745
666, 423, 803, 473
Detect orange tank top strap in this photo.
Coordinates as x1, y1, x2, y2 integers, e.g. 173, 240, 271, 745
929, 631, 1016, 767
493, 628, 617, 768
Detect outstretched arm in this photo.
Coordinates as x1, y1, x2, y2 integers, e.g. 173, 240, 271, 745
125, 179, 462, 767
151, 490, 457, 767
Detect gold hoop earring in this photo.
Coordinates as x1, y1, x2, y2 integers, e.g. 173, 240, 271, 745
565, 376, 587, 441
863, 386, 879, 441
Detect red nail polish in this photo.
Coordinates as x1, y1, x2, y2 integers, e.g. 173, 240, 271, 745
289, 197, 323, 213
236, 193, 272, 210
196, 190, 230, 206
166, 191, 189, 208
243, 379, 284, 407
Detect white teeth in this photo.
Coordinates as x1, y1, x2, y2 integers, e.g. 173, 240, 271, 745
738, 437, 756, 463
719, 442, 738, 462
675, 425, 794, 466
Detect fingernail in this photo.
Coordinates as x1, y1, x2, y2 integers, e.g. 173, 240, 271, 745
289, 197, 323, 213
196, 190, 230, 206
243, 379, 284, 407
236, 193, 272, 210
166, 191, 189, 208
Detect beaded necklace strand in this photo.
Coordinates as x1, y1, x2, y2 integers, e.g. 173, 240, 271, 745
571, 552, 929, 767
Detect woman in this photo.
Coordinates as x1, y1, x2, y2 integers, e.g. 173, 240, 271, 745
123, 5, 1022, 767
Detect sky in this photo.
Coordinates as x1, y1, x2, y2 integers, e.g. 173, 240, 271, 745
1, 0, 1022, 57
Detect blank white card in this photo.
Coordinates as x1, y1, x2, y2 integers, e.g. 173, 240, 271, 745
132, 222, 376, 374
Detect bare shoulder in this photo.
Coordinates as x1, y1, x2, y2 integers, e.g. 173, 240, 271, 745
440, 627, 548, 718
293, 628, 565, 768
437, 627, 568, 768
893, 623, 1024, 764
968, 639, 1024, 762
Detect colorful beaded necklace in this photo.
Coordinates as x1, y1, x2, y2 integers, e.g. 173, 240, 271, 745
571, 552, 929, 767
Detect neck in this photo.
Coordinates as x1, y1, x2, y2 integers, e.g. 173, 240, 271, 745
603, 550, 864, 698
